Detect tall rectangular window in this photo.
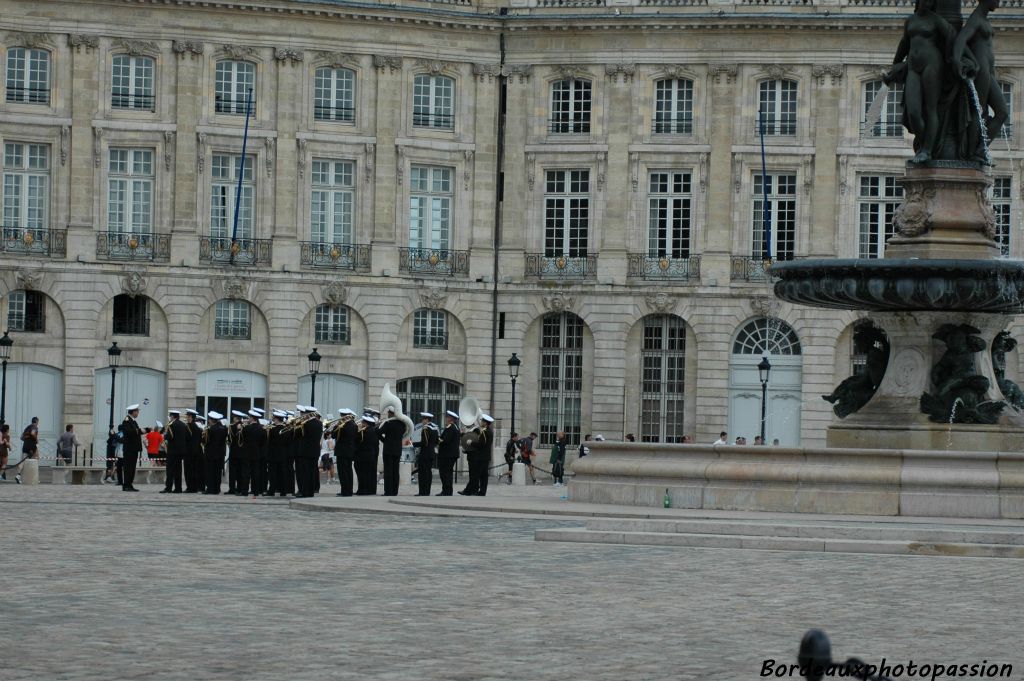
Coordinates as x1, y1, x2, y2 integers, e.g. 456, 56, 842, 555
409, 165, 452, 251
413, 309, 447, 349
314, 67, 355, 122
640, 315, 686, 443
544, 169, 589, 258
752, 173, 797, 260
647, 171, 692, 258
210, 154, 254, 239
539, 313, 583, 446
653, 79, 693, 134
311, 159, 354, 244
758, 79, 797, 135
2, 143, 49, 236
108, 148, 154, 234
412, 75, 454, 130
315, 304, 350, 344
857, 175, 903, 259
113, 294, 150, 336
111, 55, 155, 111
549, 79, 591, 134
214, 300, 251, 340
992, 176, 1012, 256
863, 80, 904, 137
215, 60, 255, 115
7, 290, 45, 333
5, 48, 49, 104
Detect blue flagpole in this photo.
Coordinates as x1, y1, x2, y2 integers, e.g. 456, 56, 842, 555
229, 87, 253, 266
759, 108, 771, 263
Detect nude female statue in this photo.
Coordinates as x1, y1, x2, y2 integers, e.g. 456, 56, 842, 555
954, 0, 1007, 153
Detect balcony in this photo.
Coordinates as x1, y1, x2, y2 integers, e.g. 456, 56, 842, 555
1, 227, 66, 258
112, 92, 155, 112
412, 111, 454, 130
399, 247, 470, 277
199, 236, 272, 267
299, 241, 371, 271
548, 118, 591, 135
5, 86, 49, 105
97, 231, 171, 262
652, 116, 693, 135
314, 326, 350, 345
214, 95, 254, 116
754, 117, 796, 136
214, 321, 251, 340
414, 333, 449, 350
859, 121, 904, 140
525, 253, 596, 279
731, 256, 778, 282
627, 254, 700, 281
314, 104, 355, 123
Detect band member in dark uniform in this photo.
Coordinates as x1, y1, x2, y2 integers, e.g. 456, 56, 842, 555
253, 418, 270, 495
436, 410, 460, 496
460, 414, 495, 497
354, 414, 378, 495
118, 404, 143, 492
333, 409, 358, 497
184, 409, 202, 493
203, 411, 228, 494
227, 411, 245, 494
414, 412, 438, 496
266, 410, 288, 496
294, 407, 323, 498
162, 410, 189, 493
239, 410, 266, 496
377, 406, 406, 496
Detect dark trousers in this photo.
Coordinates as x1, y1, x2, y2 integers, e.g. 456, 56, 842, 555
184, 455, 198, 491
337, 458, 354, 496
463, 455, 487, 495
193, 455, 205, 491
115, 458, 123, 485
284, 456, 296, 494
382, 454, 401, 496
355, 458, 377, 495
237, 458, 251, 495
252, 457, 267, 494
165, 455, 183, 491
437, 457, 455, 495
552, 461, 564, 484
122, 453, 138, 489
205, 457, 222, 493
295, 457, 316, 497
268, 459, 288, 495
417, 454, 433, 495
227, 456, 238, 493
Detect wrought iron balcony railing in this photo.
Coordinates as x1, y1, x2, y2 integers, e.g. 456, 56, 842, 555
1, 227, 66, 257
299, 241, 371, 271
652, 116, 693, 135
214, 321, 251, 340
399, 247, 470, 277
6, 86, 49, 104
548, 118, 591, 134
314, 105, 355, 122
112, 92, 155, 111
414, 333, 449, 350
412, 111, 454, 130
97, 231, 172, 262
199, 236, 272, 266
731, 255, 791, 282
214, 95, 255, 116
524, 253, 597, 279
754, 117, 797, 136
627, 254, 700, 281
314, 326, 351, 345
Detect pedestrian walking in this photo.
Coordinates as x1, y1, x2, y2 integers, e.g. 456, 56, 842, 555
502, 432, 519, 484
550, 431, 567, 486
57, 424, 80, 466
118, 406, 143, 492
519, 432, 538, 484
14, 417, 40, 483
0, 424, 10, 480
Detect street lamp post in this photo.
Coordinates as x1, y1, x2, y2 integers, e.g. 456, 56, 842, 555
107, 342, 122, 433
307, 347, 321, 408
0, 331, 13, 428
507, 352, 521, 435
758, 355, 772, 444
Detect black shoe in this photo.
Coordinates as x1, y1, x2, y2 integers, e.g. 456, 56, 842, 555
436, 492, 452, 496
457, 490, 471, 496
159, 489, 171, 494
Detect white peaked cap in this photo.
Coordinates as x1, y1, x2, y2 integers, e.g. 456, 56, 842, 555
126, 404, 140, 412
207, 411, 224, 420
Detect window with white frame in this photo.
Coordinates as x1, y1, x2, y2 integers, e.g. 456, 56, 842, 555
215, 60, 255, 115
413, 309, 447, 349
757, 79, 797, 136
112, 55, 155, 111
544, 169, 589, 258
409, 166, 452, 251
6, 290, 45, 333
210, 154, 254, 239
997, 81, 1014, 140
752, 173, 797, 261
857, 175, 903, 259
2, 143, 49, 237
863, 80, 904, 138
549, 79, 592, 134
412, 74, 454, 130
311, 159, 354, 244
108, 148, 154, 234
5, 48, 49, 104
991, 176, 1012, 256
640, 315, 686, 444
314, 304, 350, 344
214, 299, 251, 340
648, 171, 692, 258
314, 67, 355, 122
539, 312, 583, 446
653, 79, 693, 135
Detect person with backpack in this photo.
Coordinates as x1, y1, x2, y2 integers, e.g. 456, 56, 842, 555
519, 432, 538, 484
501, 432, 519, 484
549, 431, 567, 487
13, 417, 39, 484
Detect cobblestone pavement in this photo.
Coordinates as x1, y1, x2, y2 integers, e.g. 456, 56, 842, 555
1, 483, 1022, 681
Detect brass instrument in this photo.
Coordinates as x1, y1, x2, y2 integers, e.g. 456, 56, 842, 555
458, 396, 484, 449
323, 413, 354, 436
282, 412, 315, 436
379, 383, 415, 438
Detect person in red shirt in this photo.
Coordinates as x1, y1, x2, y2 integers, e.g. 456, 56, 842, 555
144, 426, 164, 465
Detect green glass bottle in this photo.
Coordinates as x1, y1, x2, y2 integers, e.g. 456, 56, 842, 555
663, 488, 671, 508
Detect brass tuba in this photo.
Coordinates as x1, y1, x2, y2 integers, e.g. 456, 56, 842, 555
380, 383, 415, 438
459, 396, 484, 449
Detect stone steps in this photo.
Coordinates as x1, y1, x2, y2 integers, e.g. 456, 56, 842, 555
535, 517, 1024, 558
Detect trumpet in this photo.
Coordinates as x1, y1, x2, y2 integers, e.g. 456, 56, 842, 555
323, 413, 354, 435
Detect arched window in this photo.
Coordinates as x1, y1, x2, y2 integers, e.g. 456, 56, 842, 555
863, 79, 903, 138
214, 299, 250, 340
413, 74, 454, 130
314, 66, 355, 122
112, 54, 155, 110
6, 47, 50, 104
653, 78, 693, 135
215, 60, 255, 115
397, 377, 462, 421
757, 79, 797, 136
733, 317, 801, 356
540, 312, 584, 445
112, 294, 149, 336
314, 304, 350, 344
640, 315, 686, 443
549, 79, 591, 134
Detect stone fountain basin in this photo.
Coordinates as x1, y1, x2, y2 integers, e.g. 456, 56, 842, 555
770, 258, 1024, 313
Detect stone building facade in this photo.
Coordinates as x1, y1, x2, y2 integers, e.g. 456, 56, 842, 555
2, 0, 1023, 457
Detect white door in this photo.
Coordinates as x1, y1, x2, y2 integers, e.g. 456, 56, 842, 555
728, 318, 803, 446
5, 363, 63, 461
94, 367, 166, 463
297, 373, 364, 414
195, 369, 267, 420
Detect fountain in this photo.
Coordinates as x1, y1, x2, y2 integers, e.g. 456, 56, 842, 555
571, 0, 1024, 518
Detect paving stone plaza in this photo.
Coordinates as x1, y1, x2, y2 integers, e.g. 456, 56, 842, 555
2, 483, 1022, 681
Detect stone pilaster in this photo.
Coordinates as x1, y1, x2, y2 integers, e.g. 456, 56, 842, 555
171, 43, 204, 266
702, 64, 738, 286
